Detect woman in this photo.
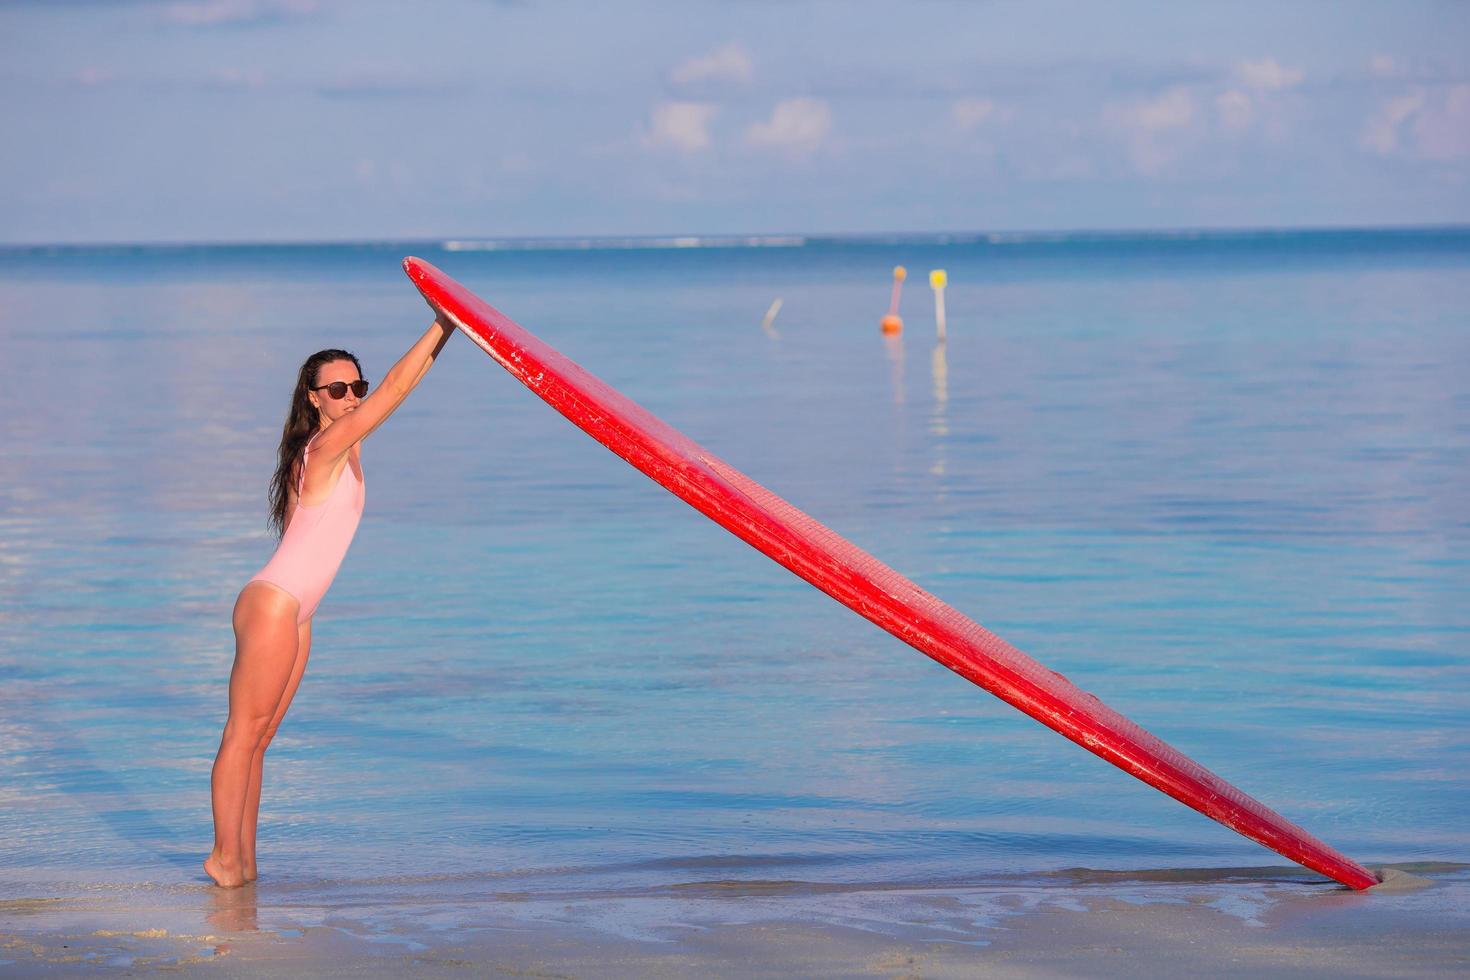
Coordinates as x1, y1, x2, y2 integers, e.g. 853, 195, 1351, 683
205, 316, 454, 888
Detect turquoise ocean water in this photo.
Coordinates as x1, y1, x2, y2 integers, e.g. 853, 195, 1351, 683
1, 229, 1467, 943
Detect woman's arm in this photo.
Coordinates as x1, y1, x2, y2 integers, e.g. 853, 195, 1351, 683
311, 316, 454, 460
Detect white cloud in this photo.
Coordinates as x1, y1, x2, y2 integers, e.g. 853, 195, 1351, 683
500, 153, 534, 176
1104, 88, 1196, 176
164, 0, 317, 27
951, 97, 1009, 131
1113, 87, 1195, 132
1198, 60, 1303, 141
350, 158, 413, 192
1362, 91, 1424, 155
646, 101, 718, 153
1366, 84, 1470, 161
670, 42, 753, 87
207, 67, 267, 90
744, 98, 832, 157
1368, 54, 1399, 79
1216, 89, 1253, 132
1236, 58, 1304, 92
1362, 85, 1470, 160
1414, 84, 1470, 160
74, 67, 115, 87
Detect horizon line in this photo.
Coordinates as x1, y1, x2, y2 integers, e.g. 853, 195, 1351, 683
3, 221, 1469, 253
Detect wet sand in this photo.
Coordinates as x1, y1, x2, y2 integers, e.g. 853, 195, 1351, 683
3, 866, 1466, 977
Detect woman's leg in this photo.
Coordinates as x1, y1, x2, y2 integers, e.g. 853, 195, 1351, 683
240, 618, 312, 881
205, 583, 300, 888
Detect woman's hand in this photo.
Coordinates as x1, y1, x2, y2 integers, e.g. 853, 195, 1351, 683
310, 316, 456, 460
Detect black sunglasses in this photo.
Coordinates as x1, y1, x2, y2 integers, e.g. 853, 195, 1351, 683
311, 380, 370, 399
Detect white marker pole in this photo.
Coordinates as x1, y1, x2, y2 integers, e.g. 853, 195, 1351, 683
929, 269, 947, 342
761, 297, 783, 336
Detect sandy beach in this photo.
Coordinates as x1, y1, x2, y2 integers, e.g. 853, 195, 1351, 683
4, 866, 1466, 977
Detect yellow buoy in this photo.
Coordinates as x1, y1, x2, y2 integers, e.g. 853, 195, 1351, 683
929, 268, 947, 341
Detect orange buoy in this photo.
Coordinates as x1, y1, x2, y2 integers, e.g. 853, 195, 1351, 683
882, 265, 906, 333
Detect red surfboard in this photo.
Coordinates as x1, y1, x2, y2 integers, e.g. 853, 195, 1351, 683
404, 256, 1378, 890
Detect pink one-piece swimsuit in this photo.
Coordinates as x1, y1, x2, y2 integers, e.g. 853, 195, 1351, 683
248, 432, 365, 624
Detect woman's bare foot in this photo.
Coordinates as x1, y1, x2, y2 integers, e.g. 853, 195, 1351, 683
242, 861, 257, 883
204, 852, 245, 888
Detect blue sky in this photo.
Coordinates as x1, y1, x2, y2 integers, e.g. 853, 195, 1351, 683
2, 0, 1468, 243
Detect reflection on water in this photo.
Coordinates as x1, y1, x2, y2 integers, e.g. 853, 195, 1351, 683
930, 340, 948, 434
207, 885, 259, 934
930, 341, 948, 413
929, 341, 949, 488
882, 330, 905, 406
0, 233, 1467, 923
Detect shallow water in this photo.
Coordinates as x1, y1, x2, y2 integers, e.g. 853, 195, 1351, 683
1, 230, 1467, 926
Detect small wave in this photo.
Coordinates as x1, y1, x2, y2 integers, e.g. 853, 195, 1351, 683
441, 235, 806, 253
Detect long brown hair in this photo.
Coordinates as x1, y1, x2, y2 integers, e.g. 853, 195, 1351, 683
268, 349, 363, 537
